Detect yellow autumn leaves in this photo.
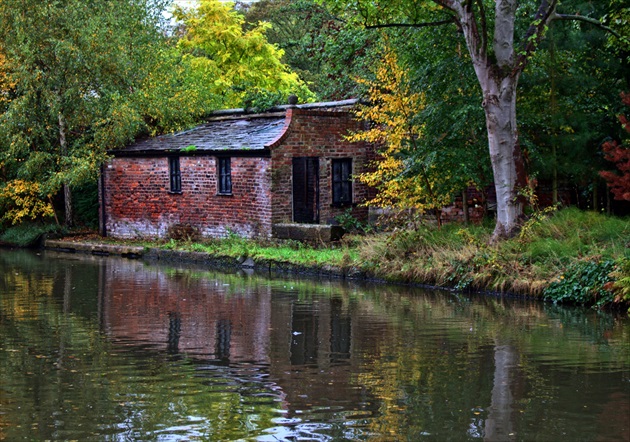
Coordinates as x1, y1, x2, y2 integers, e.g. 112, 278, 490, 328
0, 180, 55, 225
349, 45, 454, 219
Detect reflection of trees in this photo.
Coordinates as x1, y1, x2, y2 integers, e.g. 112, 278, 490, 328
484, 344, 518, 441
1, 250, 628, 441
0, 251, 282, 441
349, 288, 629, 440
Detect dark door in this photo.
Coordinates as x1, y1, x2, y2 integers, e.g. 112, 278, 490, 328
292, 157, 319, 223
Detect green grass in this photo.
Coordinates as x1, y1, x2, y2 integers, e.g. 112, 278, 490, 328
353, 208, 629, 307
160, 233, 358, 268
0, 223, 63, 247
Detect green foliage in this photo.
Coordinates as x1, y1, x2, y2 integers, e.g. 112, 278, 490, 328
0, 0, 189, 226
72, 181, 99, 229
335, 209, 371, 234
610, 258, 630, 304
519, 10, 626, 204
241, 89, 287, 111
173, 0, 314, 109
242, 0, 377, 100
543, 260, 616, 307
0, 223, 62, 247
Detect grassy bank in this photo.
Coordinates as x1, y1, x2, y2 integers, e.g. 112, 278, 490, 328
3, 207, 629, 309
355, 208, 629, 308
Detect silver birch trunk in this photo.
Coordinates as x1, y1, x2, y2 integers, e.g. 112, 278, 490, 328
445, 0, 557, 239
59, 112, 73, 228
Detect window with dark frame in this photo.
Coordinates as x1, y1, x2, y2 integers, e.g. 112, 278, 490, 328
218, 157, 232, 194
332, 158, 352, 205
169, 156, 181, 193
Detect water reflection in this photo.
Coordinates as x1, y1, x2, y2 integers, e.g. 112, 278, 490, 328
0, 249, 629, 441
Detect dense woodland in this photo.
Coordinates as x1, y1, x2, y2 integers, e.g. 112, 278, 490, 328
0, 0, 628, 233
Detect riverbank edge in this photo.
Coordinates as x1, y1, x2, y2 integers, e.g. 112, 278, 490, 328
41, 238, 475, 296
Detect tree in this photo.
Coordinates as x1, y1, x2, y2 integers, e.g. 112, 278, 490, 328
600, 92, 630, 201
0, 0, 175, 227
173, 0, 314, 109
241, 0, 377, 100
350, 42, 486, 225
325, 0, 627, 240
517, 9, 626, 210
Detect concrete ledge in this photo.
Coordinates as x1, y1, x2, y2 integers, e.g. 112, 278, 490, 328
42, 238, 370, 281
44, 239, 144, 258
272, 223, 344, 242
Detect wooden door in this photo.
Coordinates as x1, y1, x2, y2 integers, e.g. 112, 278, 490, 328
292, 157, 319, 223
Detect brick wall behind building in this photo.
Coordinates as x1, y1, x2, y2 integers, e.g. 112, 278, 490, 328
103, 155, 272, 239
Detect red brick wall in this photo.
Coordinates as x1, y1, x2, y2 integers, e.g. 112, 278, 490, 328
103, 155, 272, 239
270, 108, 374, 224
102, 107, 376, 239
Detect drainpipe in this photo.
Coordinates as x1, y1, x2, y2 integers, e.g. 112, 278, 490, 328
99, 163, 107, 237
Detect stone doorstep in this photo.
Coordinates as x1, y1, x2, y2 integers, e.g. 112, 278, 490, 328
272, 223, 344, 242
44, 239, 144, 257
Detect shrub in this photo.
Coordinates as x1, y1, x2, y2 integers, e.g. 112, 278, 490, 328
167, 223, 201, 242
0, 223, 62, 247
543, 259, 616, 307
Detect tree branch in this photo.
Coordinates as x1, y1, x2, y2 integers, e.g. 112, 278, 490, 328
514, 0, 558, 74
551, 13, 625, 41
364, 19, 455, 29
475, 0, 488, 58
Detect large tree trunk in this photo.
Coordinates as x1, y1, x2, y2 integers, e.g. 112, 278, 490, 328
455, 0, 528, 240
482, 76, 527, 239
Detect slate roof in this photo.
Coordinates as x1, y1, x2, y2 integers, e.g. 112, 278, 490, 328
118, 116, 285, 155
112, 99, 360, 156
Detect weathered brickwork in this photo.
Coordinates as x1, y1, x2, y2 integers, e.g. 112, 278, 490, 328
103, 155, 272, 239
102, 104, 375, 240
270, 108, 374, 224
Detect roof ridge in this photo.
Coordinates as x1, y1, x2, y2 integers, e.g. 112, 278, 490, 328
206, 98, 360, 120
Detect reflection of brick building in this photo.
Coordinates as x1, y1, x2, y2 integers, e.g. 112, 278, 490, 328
102, 262, 273, 363
99, 260, 388, 413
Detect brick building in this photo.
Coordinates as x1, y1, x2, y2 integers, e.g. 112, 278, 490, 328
100, 100, 375, 240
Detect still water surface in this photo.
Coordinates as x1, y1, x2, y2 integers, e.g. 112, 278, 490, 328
0, 249, 629, 441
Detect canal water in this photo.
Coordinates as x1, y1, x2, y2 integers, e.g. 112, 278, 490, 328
0, 249, 628, 441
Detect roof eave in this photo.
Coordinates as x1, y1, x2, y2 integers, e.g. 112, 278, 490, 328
107, 148, 271, 158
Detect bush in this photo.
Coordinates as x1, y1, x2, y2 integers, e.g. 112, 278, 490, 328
335, 209, 371, 234
0, 223, 63, 247
543, 259, 616, 307
167, 223, 201, 242
609, 258, 630, 305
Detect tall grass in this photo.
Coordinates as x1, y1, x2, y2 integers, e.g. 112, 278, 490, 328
355, 207, 629, 305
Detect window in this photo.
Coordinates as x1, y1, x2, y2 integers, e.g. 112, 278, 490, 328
169, 156, 181, 193
218, 157, 232, 194
332, 158, 352, 205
